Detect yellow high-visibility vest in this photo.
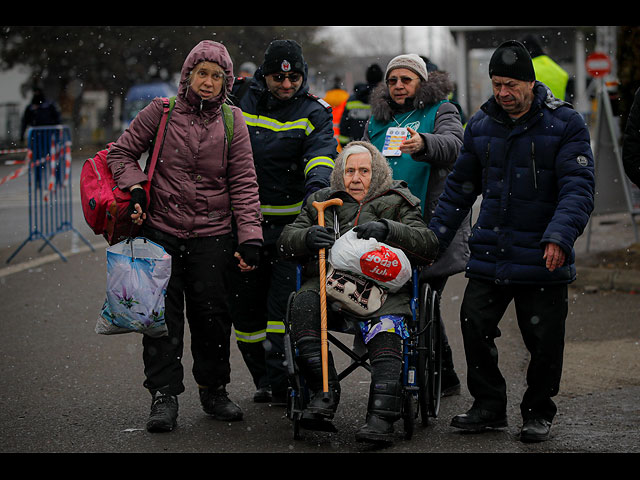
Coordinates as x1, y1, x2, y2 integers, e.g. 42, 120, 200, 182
532, 55, 569, 101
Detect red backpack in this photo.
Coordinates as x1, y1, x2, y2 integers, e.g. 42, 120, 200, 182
80, 97, 174, 245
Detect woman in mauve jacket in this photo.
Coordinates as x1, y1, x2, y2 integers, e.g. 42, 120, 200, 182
107, 40, 263, 433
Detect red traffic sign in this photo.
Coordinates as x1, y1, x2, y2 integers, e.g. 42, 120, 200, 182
586, 52, 612, 77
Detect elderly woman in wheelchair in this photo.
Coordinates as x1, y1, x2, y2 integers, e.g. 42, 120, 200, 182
277, 141, 439, 444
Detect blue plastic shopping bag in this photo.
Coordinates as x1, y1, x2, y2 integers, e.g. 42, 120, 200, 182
95, 237, 171, 338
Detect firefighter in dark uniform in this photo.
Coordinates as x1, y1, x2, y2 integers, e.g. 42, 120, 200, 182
229, 39, 338, 404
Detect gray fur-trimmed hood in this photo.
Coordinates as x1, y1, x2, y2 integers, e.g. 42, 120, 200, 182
370, 70, 454, 124
330, 141, 394, 202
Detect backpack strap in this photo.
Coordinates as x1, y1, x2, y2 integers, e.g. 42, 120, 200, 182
145, 97, 172, 190
145, 98, 229, 188
221, 102, 234, 144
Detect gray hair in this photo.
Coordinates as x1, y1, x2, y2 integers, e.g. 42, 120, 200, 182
331, 141, 393, 201
340, 144, 371, 174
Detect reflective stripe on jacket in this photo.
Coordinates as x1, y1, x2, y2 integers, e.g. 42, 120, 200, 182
238, 70, 338, 228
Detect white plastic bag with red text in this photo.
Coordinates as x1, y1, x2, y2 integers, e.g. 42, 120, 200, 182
328, 229, 411, 292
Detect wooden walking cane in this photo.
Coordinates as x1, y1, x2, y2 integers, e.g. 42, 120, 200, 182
312, 198, 343, 397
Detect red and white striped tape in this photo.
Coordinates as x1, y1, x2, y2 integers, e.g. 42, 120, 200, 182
0, 148, 28, 155
43, 135, 57, 202
63, 140, 72, 188
2, 148, 29, 165
0, 150, 31, 187
1, 130, 71, 189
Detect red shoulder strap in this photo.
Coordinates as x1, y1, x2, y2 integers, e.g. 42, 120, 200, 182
144, 97, 171, 192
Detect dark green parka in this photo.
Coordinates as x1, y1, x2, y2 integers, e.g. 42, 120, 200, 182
277, 141, 439, 319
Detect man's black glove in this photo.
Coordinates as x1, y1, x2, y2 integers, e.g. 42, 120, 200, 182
305, 225, 335, 251
353, 221, 389, 241
236, 243, 261, 267
128, 188, 147, 216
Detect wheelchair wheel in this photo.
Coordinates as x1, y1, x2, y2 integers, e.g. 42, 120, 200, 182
426, 287, 442, 417
284, 292, 305, 439
283, 290, 338, 438
284, 335, 305, 440
417, 283, 443, 424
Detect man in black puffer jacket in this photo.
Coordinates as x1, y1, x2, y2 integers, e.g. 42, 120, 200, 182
429, 40, 595, 443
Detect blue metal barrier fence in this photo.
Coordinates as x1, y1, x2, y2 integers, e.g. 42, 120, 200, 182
6, 125, 94, 263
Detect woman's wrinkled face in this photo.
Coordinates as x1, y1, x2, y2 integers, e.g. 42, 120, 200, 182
387, 68, 421, 105
190, 61, 225, 100
343, 152, 372, 202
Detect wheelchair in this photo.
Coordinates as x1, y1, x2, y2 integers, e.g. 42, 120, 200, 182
283, 266, 443, 441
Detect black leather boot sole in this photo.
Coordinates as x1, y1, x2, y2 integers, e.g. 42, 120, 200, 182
520, 418, 551, 442
355, 414, 395, 445
451, 408, 508, 431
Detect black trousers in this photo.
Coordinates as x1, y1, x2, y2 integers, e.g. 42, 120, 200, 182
229, 243, 297, 394
141, 227, 235, 396
460, 278, 568, 422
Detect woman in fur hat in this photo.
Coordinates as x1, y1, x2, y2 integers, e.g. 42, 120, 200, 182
363, 54, 469, 397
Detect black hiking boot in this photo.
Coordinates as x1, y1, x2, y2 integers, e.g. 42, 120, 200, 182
199, 385, 243, 421
297, 350, 340, 418
146, 392, 178, 433
355, 380, 402, 445
355, 414, 396, 444
253, 387, 272, 403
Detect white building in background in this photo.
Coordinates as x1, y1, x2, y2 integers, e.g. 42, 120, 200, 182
314, 26, 456, 97
0, 66, 31, 145
321, 26, 614, 122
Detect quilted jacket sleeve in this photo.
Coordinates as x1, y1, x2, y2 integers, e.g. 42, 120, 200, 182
540, 109, 595, 254
428, 118, 483, 254
226, 106, 264, 245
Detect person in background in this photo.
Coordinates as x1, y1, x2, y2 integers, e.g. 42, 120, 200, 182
338, 63, 383, 148
20, 87, 61, 142
429, 40, 595, 443
420, 56, 439, 75
522, 34, 572, 103
238, 61, 257, 78
364, 53, 468, 397
107, 40, 263, 433
324, 76, 350, 152
231, 62, 258, 103
229, 39, 338, 405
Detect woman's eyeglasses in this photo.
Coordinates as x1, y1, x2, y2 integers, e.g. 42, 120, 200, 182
270, 72, 302, 83
386, 76, 418, 86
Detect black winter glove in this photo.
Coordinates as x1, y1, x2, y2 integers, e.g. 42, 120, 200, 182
236, 242, 261, 267
128, 187, 147, 216
353, 221, 389, 242
305, 225, 335, 251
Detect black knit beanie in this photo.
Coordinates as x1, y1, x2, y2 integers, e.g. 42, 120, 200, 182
366, 64, 383, 85
489, 40, 536, 82
262, 39, 305, 75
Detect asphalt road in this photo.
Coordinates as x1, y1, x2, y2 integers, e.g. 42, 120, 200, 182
1, 247, 638, 454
